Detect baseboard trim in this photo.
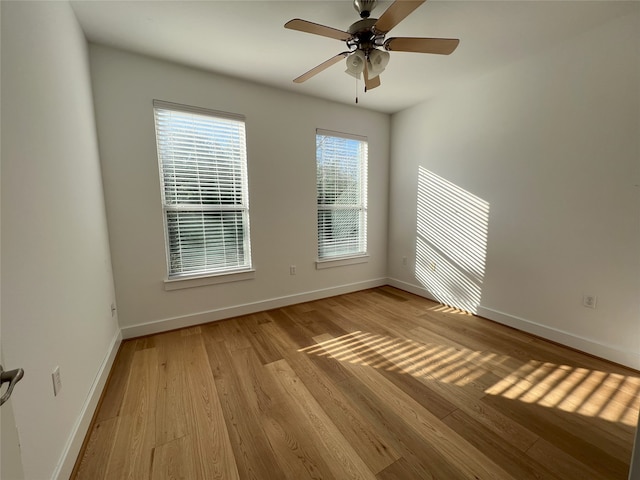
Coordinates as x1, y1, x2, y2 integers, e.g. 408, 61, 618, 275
386, 278, 439, 303
53, 328, 122, 480
119, 274, 640, 365
387, 277, 640, 370
476, 305, 640, 370
121, 278, 388, 339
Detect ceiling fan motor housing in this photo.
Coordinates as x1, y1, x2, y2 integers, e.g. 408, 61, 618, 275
347, 18, 384, 53
353, 0, 378, 18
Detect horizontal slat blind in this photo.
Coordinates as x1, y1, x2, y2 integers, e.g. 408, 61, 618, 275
154, 102, 251, 278
316, 130, 368, 260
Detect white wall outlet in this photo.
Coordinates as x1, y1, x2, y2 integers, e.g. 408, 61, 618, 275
111, 302, 117, 317
289, 265, 296, 275
583, 295, 597, 309
52, 366, 62, 396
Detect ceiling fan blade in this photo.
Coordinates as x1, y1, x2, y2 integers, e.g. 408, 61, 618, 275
285, 19, 352, 41
374, 0, 425, 34
364, 62, 381, 91
293, 52, 350, 83
384, 37, 460, 55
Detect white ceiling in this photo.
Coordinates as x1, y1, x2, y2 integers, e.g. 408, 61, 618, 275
69, 0, 636, 114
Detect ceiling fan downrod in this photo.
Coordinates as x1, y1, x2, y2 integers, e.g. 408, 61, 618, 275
353, 0, 378, 18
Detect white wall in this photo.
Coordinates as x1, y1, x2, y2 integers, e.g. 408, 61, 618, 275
88, 45, 390, 337
1, 2, 120, 478
388, 4, 640, 368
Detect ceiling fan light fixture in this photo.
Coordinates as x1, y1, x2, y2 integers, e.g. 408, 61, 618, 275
345, 50, 366, 79
367, 49, 390, 77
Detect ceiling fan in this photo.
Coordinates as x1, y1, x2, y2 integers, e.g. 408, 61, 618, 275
284, 0, 460, 92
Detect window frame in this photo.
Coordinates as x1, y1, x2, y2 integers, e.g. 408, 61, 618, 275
153, 100, 253, 286
315, 128, 369, 267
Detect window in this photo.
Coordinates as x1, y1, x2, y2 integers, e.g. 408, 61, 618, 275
153, 100, 251, 279
316, 129, 368, 261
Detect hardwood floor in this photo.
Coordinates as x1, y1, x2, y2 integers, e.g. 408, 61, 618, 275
72, 287, 640, 479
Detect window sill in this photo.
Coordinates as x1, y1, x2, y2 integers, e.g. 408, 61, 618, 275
315, 255, 369, 270
164, 269, 256, 291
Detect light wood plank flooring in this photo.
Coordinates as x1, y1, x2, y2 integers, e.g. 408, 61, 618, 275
72, 287, 640, 479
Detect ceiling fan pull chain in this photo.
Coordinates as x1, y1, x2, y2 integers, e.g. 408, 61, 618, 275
355, 76, 359, 104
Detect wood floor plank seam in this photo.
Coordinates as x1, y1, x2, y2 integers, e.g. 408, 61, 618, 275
320, 337, 516, 479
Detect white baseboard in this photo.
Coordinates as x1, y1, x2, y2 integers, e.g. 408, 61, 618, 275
116, 272, 640, 371
387, 278, 439, 303
121, 278, 388, 339
53, 328, 122, 480
476, 305, 640, 370
387, 277, 640, 370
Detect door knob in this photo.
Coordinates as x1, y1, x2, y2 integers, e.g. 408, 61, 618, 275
0, 365, 24, 406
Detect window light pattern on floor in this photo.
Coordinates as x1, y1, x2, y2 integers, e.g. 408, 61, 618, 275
299, 330, 640, 427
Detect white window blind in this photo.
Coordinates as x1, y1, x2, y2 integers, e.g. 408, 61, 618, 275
316, 129, 368, 260
153, 100, 251, 278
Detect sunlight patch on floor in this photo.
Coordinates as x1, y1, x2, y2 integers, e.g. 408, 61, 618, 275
300, 330, 640, 427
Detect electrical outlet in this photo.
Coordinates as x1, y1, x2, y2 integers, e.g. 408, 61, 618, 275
583, 295, 597, 309
52, 366, 62, 396
111, 303, 117, 317
290, 265, 297, 275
